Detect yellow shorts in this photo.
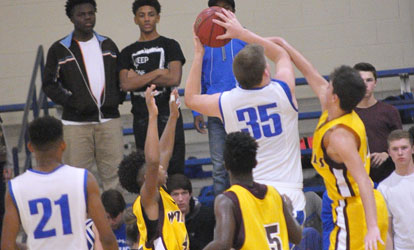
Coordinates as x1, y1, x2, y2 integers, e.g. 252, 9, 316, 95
330, 190, 388, 250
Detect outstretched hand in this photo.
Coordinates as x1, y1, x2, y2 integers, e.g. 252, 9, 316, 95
213, 8, 245, 40
365, 226, 384, 250
145, 84, 158, 116
169, 88, 180, 119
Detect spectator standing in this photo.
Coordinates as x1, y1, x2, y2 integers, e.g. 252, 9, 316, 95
42, 0, 124, 191
378, 130, 414, 250
192, 0, 247, 196
354, 62, 402, 183
118, 0, 186, 175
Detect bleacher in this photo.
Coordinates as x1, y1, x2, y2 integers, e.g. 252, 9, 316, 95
1, 45, 414, 195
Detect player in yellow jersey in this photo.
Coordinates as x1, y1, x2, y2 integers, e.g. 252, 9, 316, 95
203, 132, 302, 250
268, 37, 388, 250
118, 85, 189, 250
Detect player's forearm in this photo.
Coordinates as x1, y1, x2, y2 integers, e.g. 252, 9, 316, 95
385, 232, 394, 250
159, 115, 178, 169
145, 114, 160, 169
358, 177, 379, 230
100, 236, 118, 250
283, 202, 302, 245
184, 53, 203, 109
269, 37, 328, 100
120, 70, 162, 91
1, 242, 18, 250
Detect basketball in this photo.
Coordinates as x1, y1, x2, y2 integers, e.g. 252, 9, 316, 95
194, 6, 230, 48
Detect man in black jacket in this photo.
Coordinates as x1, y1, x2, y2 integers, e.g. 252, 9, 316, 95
43, 0, 125, 191
166, 174, 215, 250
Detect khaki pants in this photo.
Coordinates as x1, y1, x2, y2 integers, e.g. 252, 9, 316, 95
63, 118, 124, 191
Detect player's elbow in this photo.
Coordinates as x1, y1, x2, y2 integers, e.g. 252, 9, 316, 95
184, 94, 194, 109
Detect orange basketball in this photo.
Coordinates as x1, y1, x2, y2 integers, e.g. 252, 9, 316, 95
194, 6, 230, 48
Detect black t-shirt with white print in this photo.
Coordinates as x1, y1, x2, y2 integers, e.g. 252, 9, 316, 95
119, 36, 185, 116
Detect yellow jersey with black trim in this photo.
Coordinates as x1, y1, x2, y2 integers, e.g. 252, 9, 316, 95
133, 187, 189, 250
312, 110, 371, 201
224, 182, 289, 250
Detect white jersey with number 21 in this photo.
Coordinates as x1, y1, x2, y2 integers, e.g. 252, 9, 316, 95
9, 164, 88, 250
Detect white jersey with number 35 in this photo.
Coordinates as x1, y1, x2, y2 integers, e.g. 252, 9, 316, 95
219, 79, 305, 211
9, 164, 88, 250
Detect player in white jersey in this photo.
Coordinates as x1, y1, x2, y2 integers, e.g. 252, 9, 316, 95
1, 116, 117, 250
185, 9, 305, 216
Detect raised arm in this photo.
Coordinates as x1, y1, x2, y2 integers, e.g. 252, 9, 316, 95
86, 172, 118, 250
214, 10, 295, 96
202, 194, 236, 250
184, 35, 221, 118
328, 127, 383, 250
267, 37, 329, 110
159, 88, 180, 169
140, 84, 162, 220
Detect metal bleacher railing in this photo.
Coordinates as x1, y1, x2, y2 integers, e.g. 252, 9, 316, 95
2, 46, 414, 186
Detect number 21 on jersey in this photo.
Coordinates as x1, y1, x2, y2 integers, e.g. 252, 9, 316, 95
29, 194, 72, 239
236, 103, 282, 139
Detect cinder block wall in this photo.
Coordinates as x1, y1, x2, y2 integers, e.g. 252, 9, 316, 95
1, 0, 414, 125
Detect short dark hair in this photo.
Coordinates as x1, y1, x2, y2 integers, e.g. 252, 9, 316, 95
353, 62, 377, 80
224, 132, 258, 175
330, 65, 366, 113
208, 0, 235, 10
166, 174, 192, 194
233, 44, 266, 89
65, 0, 97, 18
132, 0, 161, 15
118, 151, 146, 194
28, 116, 63, 151
101, 189, 126, 218
388, 129, 413, 147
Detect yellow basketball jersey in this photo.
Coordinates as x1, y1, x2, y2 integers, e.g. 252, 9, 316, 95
312, 111, 388, 250
225, 183, 289, 250
133, 187, 189, 250
312, 110, 370, 201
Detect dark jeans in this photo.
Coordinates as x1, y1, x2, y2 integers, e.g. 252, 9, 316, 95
133, 110, 185, 175
207, 117, 229, 196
